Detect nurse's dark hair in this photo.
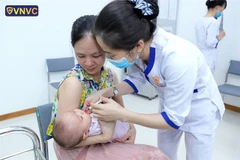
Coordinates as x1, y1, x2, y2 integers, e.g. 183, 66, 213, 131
71, 15, 97, 47
206, 0, 227, 9
93, 0, 159, 50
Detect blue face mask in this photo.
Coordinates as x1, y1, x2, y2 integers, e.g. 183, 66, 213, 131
107, 54, 139, 68
214, 12, 222, 19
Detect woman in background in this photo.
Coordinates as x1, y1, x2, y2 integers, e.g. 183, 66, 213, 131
195, 0, 227, 72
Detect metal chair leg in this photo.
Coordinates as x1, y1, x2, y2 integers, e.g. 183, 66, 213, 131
0, 126, 46, 160
43, 141, 49, 160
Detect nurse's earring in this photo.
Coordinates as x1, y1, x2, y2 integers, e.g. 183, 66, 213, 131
130, 50, 141, 59
136, 50, 141, 58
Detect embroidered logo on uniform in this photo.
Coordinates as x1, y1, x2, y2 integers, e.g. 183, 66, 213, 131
152, 76, 160, 85
152, 76, 164, 87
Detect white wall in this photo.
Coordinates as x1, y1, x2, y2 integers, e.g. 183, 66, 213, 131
0, 0, 119, 114
1, 0, 239, 114
177, 0, 240, 106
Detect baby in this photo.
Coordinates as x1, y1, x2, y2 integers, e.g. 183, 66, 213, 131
52, 108, 130, 148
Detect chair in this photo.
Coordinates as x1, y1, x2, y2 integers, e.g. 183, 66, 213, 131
0, 126, 46, 160
36, 103, 53, 160
46, 57, 75, 102
218, 60, 240, 99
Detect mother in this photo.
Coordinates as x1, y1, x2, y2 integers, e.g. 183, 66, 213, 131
47, 15, 169, 160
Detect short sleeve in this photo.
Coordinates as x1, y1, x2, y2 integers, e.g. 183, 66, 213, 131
123, 65, 146, 94
161, 52, 198, 129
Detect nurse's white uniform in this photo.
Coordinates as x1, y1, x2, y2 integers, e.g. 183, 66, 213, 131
195, 17, 220, 72
124, 27, 224, 160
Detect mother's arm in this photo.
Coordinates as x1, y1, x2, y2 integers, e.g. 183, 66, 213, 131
56, 77, 82, 118
57, 77, 112, 146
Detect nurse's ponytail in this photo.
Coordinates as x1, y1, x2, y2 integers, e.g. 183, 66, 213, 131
93, 0, 159, 51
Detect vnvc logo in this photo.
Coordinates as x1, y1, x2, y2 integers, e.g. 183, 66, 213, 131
5, 5, 38, 17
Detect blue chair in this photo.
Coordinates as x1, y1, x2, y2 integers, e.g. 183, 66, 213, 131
218, 60, 240, 99
36, 103, 53, 160
46, 57, 75, 102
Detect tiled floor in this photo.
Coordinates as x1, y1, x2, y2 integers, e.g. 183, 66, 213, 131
0, 94, 240, 160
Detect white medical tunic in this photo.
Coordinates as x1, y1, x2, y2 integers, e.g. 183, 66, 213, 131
124, 27, 224, 134
195, 17, 220, 70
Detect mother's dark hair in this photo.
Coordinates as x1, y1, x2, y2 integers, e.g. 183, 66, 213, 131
71, 15, 97, 47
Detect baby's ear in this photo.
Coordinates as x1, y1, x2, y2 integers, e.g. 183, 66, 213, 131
83, 131, 88, 140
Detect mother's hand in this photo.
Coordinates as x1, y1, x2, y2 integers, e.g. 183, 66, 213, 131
113, 123, 136, 144
91, 97, 125, 121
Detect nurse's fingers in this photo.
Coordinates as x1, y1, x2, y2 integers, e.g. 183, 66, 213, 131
90, 102, 102, 109
92, 113, 104, 120
91, 108, 103, 115
83, 100, 91, 110
99, 96, 111, 103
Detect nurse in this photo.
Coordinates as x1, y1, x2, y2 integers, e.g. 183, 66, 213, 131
195, 0, 227, 72
84, 0, 225, 160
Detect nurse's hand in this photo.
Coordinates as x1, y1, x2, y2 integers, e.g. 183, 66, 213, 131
91, 96, 125, 121
83, 90, 105, 110
113, 123, 136, 144
218, 30, 226, 41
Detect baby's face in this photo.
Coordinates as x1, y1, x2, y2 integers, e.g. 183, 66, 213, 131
71, 109, 91, 132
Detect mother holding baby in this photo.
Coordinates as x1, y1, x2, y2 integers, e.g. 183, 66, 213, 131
46, 15, 168, 160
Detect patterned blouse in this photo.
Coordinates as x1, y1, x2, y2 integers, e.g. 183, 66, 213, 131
46, 64, 114, 136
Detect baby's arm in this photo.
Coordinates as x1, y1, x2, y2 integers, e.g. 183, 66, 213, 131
75, 120, 116, 147
74, 134, 109, 147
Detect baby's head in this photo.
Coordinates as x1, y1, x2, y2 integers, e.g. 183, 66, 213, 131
52, 109, 91, 148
